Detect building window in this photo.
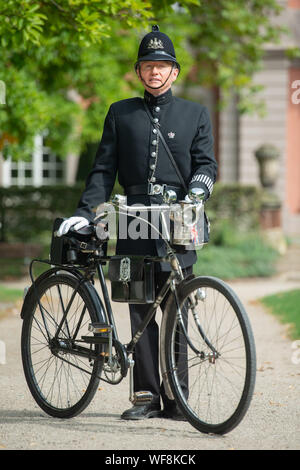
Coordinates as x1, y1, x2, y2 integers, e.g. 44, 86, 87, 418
1, 134, 65, 187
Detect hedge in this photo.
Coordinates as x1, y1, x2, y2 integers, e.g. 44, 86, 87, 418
0, 182, 261, 244
205, 183, 262, 245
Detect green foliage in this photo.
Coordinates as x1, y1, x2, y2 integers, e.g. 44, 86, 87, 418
0, 183, 278, 281
0, 184, 84, 242
193, 182, 278, 279
260, 289, 300, 339
0, 181, 124, 243
0, 0, 287, 161
0, 0, 155, 49
185, 0, 286, 114
194, 231, 279, 279
0, 0, 199, 160
0, 182, 264, 244
205, 183, 262, 242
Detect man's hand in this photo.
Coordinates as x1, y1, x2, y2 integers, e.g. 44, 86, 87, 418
57, 216, 89, 237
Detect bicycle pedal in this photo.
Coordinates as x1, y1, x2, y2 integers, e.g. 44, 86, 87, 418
132, 391, 153, 405
88, 323, 112, 333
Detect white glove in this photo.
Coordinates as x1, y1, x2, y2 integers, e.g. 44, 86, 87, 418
57, 216, 89, 237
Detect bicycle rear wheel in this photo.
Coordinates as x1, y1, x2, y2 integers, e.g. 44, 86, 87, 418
164, 276, 256, 434
21, 273, 105, 418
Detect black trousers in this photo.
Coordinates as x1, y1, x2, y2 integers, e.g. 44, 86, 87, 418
129, 265, 192, 408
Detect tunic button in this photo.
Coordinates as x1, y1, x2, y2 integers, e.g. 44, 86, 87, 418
150, 176, 156, 183
151, 152, 157, 157
153, 118, 159, 123
150, 163, 155, 170
154, 106, 160, 112
152, 129, 158, 134
152, 140, 157, 145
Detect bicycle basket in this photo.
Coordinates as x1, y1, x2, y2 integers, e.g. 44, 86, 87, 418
108, 255, 155, 304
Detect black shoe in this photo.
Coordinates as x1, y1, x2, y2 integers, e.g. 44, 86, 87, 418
121, 403, 161, 420
161, 405, 186, 421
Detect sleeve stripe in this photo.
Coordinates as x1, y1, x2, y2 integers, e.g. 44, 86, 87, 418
190, 174, 214, 194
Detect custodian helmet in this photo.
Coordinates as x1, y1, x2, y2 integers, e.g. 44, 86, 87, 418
135, 25, 180, 72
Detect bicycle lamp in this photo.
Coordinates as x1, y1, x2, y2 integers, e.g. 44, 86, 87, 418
195, 288, 206, 302
188, 187, 205, 203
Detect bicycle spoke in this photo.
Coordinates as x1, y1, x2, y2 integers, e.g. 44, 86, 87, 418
165, 278, 256, 433
22, 275, 103, 417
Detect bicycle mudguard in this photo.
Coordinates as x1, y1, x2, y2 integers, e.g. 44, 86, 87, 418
83, 279, 107, 326
159, 275, 196, 401
159, 278, 186, 401
159, 291, 175, 401
20, 266, 107, 326
21, 267, 61, 319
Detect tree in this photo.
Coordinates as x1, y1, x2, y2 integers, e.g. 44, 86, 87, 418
0, 0, 291, 163
183, 0, 292, 114
0, 0, 198, 161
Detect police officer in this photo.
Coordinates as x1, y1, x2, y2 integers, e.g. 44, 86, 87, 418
58, 26, 217, 420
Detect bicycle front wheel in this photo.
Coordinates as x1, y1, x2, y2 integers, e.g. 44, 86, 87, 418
164, 276, 256, 434
21, 273, 105, 419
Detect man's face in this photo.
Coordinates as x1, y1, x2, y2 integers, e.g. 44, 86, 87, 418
137, 60, 178, 94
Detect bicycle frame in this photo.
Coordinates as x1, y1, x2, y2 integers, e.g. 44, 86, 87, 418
23, 197, 211, 396
25, 251, 184, 385
21, 194, 256, 432
26, 250, 215, 393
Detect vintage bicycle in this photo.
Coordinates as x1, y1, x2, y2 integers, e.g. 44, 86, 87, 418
20, 188, 256, 435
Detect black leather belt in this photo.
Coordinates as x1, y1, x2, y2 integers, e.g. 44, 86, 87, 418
125, 183, 184, 197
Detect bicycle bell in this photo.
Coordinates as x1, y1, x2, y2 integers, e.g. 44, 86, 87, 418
163, 189, 177, 204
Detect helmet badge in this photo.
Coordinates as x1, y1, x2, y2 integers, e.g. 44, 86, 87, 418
147, 38, 164, 50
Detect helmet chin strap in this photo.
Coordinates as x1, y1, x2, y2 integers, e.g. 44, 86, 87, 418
138, 63, 174, 90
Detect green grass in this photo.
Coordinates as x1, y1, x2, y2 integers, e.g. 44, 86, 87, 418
0, 285, 24, 303
260, 289, 300, 339
0, 285, 24, 320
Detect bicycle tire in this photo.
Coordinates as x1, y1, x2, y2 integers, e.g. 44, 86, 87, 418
163, 276, 256, 434
21, 273, 105, 419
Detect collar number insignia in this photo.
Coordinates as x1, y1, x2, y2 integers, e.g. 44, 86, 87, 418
168, 131, 175, 139
147, 38, 164, 50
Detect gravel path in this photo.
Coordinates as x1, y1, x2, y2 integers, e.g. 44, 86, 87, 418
0, 269, 300, 451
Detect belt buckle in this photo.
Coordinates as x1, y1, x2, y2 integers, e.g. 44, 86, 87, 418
148, 183, 165, 196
